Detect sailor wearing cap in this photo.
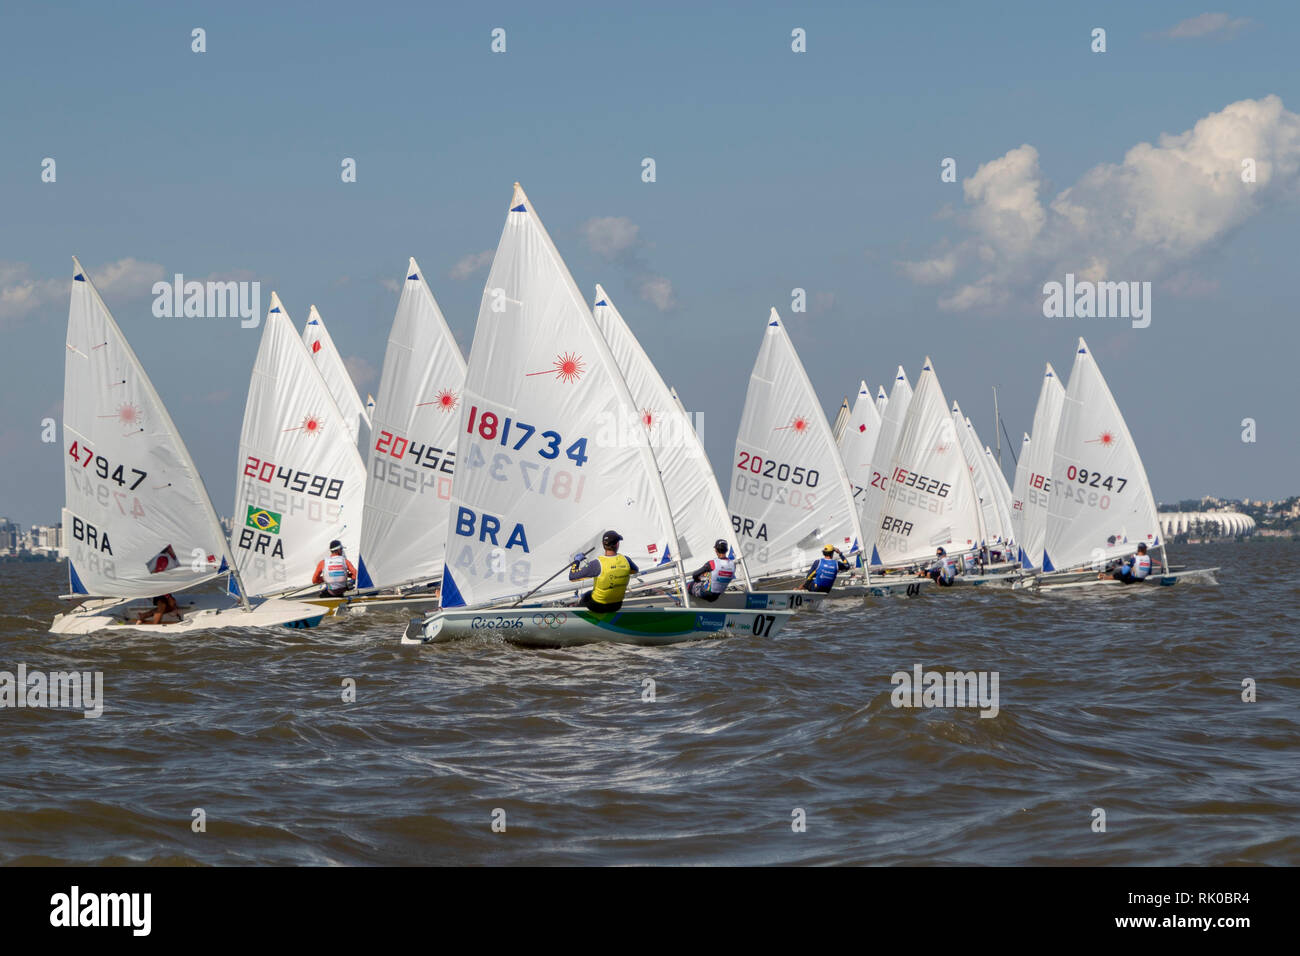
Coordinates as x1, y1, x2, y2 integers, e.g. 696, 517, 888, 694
568, 530, 640, 612
802, 543, 850, 593
313, 539, 356, 597
688, 538, 738, 602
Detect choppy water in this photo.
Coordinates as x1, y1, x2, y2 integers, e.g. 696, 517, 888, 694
2, 541, 1297, 865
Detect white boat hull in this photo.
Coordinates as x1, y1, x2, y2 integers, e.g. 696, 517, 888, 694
1013, 567, 1220, 591
405, 605, 797, 647
50, 593, 331, 635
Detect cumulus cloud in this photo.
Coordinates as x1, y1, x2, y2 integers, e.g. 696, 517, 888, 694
580, 217, 641, 260
1160, 13, 1250, 39
639, 275, 676, 311
343, 355, 378, 391
899, 96, 1300, 312
0, 258, 164, 324
449, 249, 494, 280
379, 276, 402, 294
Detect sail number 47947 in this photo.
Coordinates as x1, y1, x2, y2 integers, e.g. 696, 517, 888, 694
68, 442, 145, 489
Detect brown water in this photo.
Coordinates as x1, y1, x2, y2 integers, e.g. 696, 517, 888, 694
2, 541, 1297, 865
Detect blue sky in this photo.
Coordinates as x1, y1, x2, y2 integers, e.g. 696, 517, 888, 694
2, 1, 1298, 525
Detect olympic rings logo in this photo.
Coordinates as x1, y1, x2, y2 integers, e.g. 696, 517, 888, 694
531, 613, 567, 629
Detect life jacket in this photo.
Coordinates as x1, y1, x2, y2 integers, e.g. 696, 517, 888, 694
590, 554, 632, 604
811, 557, 840, 591
936, 556, 957, 581
324, 554, 350, 589
1132, 553, 1152, 579
708, 557, 736, 594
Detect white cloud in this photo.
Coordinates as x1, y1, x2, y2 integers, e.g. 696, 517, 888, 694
379, 276, 401, 294
638, 275, 676, 311
0, 258, 163, 324
449, 249, 494, 280
343, 355, 378, 391
580, 217, 640, 260
900, 96, 1300, 312
1161, 13, 1250, 39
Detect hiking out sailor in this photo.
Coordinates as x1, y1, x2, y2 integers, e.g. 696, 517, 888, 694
1102, 542, 1152, 584
920, 547, 958, 586
802, 544, 850, 593
569, 530, 639, 612
134, 592, 180, 625
688, 539, 737, 602
313, 539, 356, 597
961, 551, 979, 575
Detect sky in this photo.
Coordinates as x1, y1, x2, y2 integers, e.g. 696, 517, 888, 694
2, 1, 1298, 526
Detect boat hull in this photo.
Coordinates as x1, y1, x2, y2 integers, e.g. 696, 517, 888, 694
1014, 567, 1220, 591
623, 588, 823, 612
405, 606, 796, 647
50, 594, 329, 635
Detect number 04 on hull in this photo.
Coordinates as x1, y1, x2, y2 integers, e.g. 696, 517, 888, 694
404, 606, 796, 647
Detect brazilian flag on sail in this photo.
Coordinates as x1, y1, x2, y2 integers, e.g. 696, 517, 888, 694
245, 506, 282, 535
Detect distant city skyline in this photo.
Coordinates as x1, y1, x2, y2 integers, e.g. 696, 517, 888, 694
3, 2, 1298, 526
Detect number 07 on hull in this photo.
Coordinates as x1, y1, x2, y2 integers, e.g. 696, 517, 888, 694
404, 606, 796, 647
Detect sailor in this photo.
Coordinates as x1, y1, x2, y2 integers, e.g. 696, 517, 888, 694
688, 539, 737, 602
1104, 542, 1152, 584
802, 544, 850, 593
313, 539, 356, 597
134, 593, 180, 625
920, 547, 958, 586
961, 551, 979, 575
569, 530, 639, 612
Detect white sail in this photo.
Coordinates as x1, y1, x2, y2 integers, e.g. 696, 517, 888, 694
1019, 363, 1066, 568
62, 259, 244, 601
984, 445, 1015, 535
1043, 339, 1162, 572
952, 403, 1001, 545
874, 358, 984, 565
729, 310, 863, 578
874, 384, 889, 417
861, 366, 913, 565
593, 285, 747, 581
439, 184, 679, 609
838, 380, 882, 515
302, 305, 370, 444
231, 293, 368, 598
1009, 432, 1032, 560
357, 259, 467, 590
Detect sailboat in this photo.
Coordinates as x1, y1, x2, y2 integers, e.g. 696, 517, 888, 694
593, 287, 819, 611
1014, 364, 1065, 570
302, 305, 371, 445
229, 293, 368, 608
838, 380, 882, 515
406, 185, 796, 645
860, 366, 913, 567
1009, 431, 1032, 555
350, 259, 466, 609
51, 261, 327, 634
729, 311, 864, 584
1019, 338, 1216, 590
870, 358, 985, 571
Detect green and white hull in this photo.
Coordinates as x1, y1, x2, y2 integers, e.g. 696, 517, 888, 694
404, 605, 797, 647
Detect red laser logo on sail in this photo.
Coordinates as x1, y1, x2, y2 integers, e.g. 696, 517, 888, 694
775, 415, 810, 434
527, 352, 585, 383
419, 389, 459, 412
1086, 431, 1117, 446
285, 415, 324, 436
310, 340, 322, 354
641, 409, 656, 430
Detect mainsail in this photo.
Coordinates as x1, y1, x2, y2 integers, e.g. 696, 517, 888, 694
861, 365, 913, 565
593, 285, 748, 581
838, 380, 882, 515
62, 258, 245, 601
729, 310, 863, 578
874, 358, 984, 565
439, 184, 680, 609
358, 259, 467, 590
1042, 339, 1161, 572
1019, 363, 1066, 569
230, 293, 368, 597
1010, 432, 1032, 559
302, 305, 370, 445
952, 402, 1002, 545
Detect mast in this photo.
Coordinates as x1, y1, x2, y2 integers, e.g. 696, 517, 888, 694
992, 385, 1001, 470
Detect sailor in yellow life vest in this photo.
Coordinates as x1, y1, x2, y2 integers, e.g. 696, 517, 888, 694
569, 530, 640, 612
